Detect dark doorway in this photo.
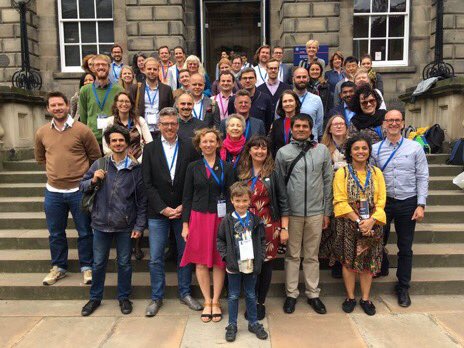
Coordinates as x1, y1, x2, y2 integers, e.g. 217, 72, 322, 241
204, 1, 261, 78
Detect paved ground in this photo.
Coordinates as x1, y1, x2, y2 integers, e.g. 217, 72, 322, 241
1, 295, 463, 347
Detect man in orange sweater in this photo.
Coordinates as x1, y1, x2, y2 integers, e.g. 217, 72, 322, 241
35, 91, 101, 286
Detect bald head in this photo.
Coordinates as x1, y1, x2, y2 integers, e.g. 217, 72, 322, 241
293, 67, 309, 91
189, 73, 205, 98
385, 109, 404, 120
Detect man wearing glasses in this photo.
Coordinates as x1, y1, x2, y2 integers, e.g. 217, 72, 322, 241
371, 110, 429, 308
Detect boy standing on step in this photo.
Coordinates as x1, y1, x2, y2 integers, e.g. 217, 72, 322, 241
35, 91, 101, 286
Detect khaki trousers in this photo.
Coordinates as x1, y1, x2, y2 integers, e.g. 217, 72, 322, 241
285, 214, 323, 299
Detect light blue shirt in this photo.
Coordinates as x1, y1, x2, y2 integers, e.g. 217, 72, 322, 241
110, 155, 131, 171
371, 137, 429, 205
299, 92, 324, 141
343, 102, 355, 126
109, 62, 123, 84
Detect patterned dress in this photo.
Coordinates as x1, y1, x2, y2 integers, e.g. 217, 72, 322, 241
330, 165, 384, 274
247, 178, 281, 261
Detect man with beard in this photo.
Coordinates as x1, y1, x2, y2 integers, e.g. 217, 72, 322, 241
253, 45, 271, 87
158, 46, 173, 85
189, 73, 220, 129
176, 92, 205, 141
109, 45, 125, 84
167, 46, 186, 91
292, 68, 324, 142
79, 54, 124, 145
328, 81, 356, 126
130, 57, 174, 137
35, 91, 101, 286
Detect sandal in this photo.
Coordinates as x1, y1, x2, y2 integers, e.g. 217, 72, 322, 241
201, 302, 212, 323
212, 302, 222, 322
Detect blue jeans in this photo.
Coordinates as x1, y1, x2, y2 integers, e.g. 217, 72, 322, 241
90, 230, 132, 301
148, 217, 193, 300
227, 272, 258, 326
44, 189, 93, 272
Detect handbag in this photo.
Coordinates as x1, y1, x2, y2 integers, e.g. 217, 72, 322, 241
81, 157, 108, 213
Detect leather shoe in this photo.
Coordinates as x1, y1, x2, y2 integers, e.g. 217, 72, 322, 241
81, 300, 101, 316
283, 297, 296, 314
119, 299, 133, 314
396, 287, 411, 307
146, 299, 163, 317
308, 298, 327, 314
180, 295, 203, 311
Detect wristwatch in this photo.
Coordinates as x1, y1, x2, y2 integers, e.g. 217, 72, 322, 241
281, 227, 288, 231
355, 218, 362, 225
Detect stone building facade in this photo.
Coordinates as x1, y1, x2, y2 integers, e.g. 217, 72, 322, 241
0, 0, 463, 108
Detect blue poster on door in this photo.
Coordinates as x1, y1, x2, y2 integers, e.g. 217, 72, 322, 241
293, 45, 329, 66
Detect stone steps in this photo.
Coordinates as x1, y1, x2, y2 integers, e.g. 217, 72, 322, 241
0, 268, 463, 300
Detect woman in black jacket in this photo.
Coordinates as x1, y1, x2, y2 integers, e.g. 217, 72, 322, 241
236, 135, 290, 319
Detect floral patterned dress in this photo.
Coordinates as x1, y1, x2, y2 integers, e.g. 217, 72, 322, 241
247, 177, 281, 261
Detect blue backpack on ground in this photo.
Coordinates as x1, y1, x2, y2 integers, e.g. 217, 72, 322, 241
447, 139, 464, 165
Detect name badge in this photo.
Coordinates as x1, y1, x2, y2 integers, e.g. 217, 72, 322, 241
217, 199, 226, 218
359, 198, 370, 220
97, 114, 108, 130
239, 238, 254, 261
145, 110, 157, 125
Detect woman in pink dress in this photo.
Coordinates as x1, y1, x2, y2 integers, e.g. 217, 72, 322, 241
181, 127, 235, 323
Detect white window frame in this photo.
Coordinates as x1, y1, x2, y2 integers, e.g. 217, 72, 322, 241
57, 0, 114, 73
353, 0, 410, 67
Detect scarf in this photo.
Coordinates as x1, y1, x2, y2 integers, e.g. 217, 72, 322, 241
351, 109, 386, 130
220, 134, 246, 163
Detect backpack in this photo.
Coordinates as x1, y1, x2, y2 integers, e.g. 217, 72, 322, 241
413, 135, 431, 154
403, 125, 416, 139
447, 139, 464, 165
425, 124, 445, 153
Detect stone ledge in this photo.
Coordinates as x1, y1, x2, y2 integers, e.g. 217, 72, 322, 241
0, 86, 46, 105
398, 76, 464, 101
375, 66, 418, 74
52, 72, 82, 80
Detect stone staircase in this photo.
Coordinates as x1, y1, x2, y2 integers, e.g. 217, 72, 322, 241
0, 154, 463, 299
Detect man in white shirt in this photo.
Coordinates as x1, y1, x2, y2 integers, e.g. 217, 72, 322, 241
167, 46, 186, 91
253, 45, 271, 87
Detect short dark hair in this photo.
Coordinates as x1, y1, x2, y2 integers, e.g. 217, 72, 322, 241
349, 84, 382, 114
344, 133, 372, 164
341, 81, 356, 91
46, 91, 68, 106
276, 90, 301, 118
344, 56, 358, 65
240, 67, 256, 79
173, 46, 185, 54
219, 70, 235, 82
291, 113, 313, 129
111, 44, 123, 53
104, 124, 130, 146
158, 45, 169, 53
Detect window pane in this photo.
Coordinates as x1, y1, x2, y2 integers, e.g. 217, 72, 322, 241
99, 45, 113, 56
62, 0, 77, 19
370, 39, 386, 61
65, 45, 80, 66
79, 0, 95, 18
388, 39, 404, 60
371, 16, 386, 37
354, 0, 370, 13
372, 0, 387, 12
98, 22, 114, 43
389, 16, 405, 37
353, 40, 369, 59
82, 45, 98, 58
353, 16, 369, 38
81, 22, 96, 43
63, 22, 79, 43
390, 0, 406, 12
96, 0, 113, 18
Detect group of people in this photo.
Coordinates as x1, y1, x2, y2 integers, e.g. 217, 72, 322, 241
35, 40, 429, 343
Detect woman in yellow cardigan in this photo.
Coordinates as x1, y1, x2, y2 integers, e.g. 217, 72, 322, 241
332, 134, 386, 316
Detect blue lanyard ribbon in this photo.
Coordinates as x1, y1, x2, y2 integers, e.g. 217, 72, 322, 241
257, 66, 268, 82
203, 158, 224, 190
163, 141, 179, 173
193, 100, 204, 120
145, 86, 159, 107
112, 63, 122, 79
244, 119, 251, 140
176, 66, 180, 88
299, 92, 308, 105
161, 64, 169, 80
377, 137, 404, 171
348, 165, 371, 194
235, 211, 250, 231
250, 168, 259, 191
92, 83, 113, 111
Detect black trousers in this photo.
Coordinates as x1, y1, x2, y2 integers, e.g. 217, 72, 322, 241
255, 260, 273, 304
382, 196, 417, 289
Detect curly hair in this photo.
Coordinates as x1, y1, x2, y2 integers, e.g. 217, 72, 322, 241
192, 127, 223, 153
236, 135, 275, 180
349, 84, 382, 115
344, 133, 372, 164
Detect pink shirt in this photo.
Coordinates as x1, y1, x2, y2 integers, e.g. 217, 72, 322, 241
266, 80, 280, 96
215, 93, 232, 120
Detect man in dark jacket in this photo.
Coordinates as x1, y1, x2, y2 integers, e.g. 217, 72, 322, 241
176, 91, 205, 141
80, 125, 147, 317
142, 107, 202, 317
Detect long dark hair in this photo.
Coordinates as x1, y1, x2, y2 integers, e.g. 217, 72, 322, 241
131, 52, 147, 76
237, 135, 275, 180
111, 91, 139, 126
276, 90, 301, 118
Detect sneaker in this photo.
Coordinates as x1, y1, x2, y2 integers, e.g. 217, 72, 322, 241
43, 266, 66, 285
342, 298, 357, 313
359, 299, 376, 316
225, 324, 237, 342
83, 270, 92, 285
248, 322, 268, 340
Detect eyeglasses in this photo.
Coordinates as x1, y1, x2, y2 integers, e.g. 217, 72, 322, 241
361, 99, 377, 106
159, 122, 178, 128
385, 119, 403, 124
241, 76, 255, 80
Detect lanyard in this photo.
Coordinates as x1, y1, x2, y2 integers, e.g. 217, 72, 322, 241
348, 165, 371, 195
216, 93, 229, 119
226, 151, 241, 169
163, 140, 179, 173
145, 85, 159, 107
250, 168, 259, 191
203, 158, 224, 190
283, 117, 291, 144
235, 211, 250, 231
299, 92, 308, 105
193, 99, 204, 120
257, 65, 268, 82
112, 63, 122, 79
244, 119, 251, 140
124, 156, 129, 169
127, 118, 132, 130
92, 83, 113, 111
161, 64, 169, 81
377, 137, 404, 171
176, 66, 180, 88
278, 64, 283, 81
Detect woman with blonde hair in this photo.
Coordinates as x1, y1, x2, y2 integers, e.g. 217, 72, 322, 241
298, 39, 326, 70
183, 55, 212, 97
321, 114, 349, 171
118, 66, 136, 92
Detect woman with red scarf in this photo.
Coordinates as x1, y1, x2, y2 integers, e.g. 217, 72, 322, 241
220, 114, 247, 170
269, 90, 301, 158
